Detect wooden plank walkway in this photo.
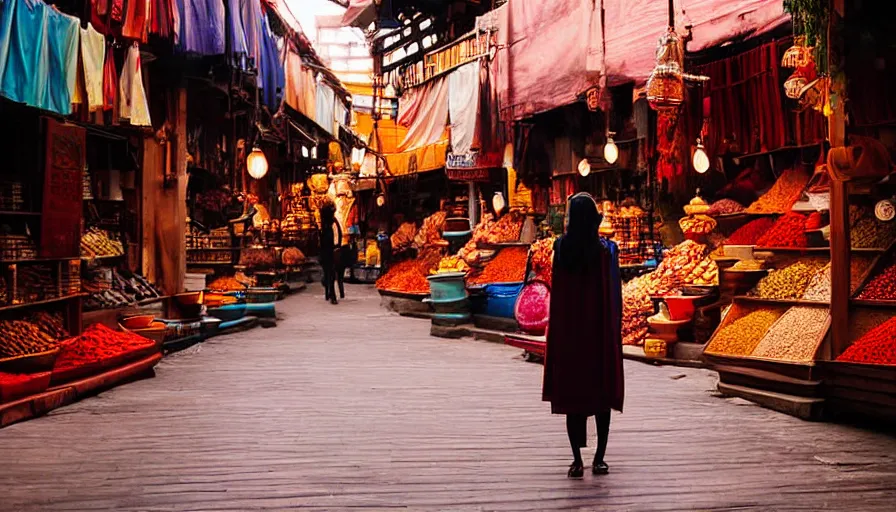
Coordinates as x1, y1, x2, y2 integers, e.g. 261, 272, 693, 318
2, 285, 896, 511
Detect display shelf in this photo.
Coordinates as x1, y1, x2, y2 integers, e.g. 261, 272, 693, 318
0, 211, 40, 217
0, 256, 80, 265
186, 247, 241, 251
821, 361, 896, 423
850, 299, 896, 309
80, 254, 125, 262
186, 262, 234, 266
733, 296, 830, 307
754, 247, 831, 253
0, 293, 86, 314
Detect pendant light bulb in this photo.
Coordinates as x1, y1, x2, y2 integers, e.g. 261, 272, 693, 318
693, 140, 710, 174
376, 193, 385, 207
247, 146, 269, 179
604, 136, 618, 165
492, 191, 506, 214
577, 158, 591, 177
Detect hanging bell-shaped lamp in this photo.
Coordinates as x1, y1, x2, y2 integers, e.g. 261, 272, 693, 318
646, 28, 685, 112
781, 36, 813, 69
247, 146, 269, 179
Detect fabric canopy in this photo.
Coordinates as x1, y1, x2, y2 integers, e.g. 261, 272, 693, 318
284, 46, 317, 120
341, 0, 376, 29
398, 75, 449, 152
448, 62, 481, 155
482, 0, 789, 121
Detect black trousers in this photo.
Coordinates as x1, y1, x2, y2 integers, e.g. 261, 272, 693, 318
566, 411, 611, 462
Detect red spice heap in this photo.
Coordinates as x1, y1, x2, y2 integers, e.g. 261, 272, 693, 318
55, 324, 156, 370
805, 211, 825, 230
0, 373, 40, 386
756, 213, 808, 248
469, 247, 528, 285
724, 217, 777, 245
858, 261, 896, 300
837, 317, 896, 365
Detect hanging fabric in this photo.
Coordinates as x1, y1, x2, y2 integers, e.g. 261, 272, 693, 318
119, 43, 151, 126
448, 62, 480, 155
121, 0, 147, 42
175, 0, 224, 55
397, 86, 423, 128
398, 76, 449, 152
0, 0, 49, 108
80, 23, 105, 111
45, 6, 79, 115
315, 82, 336, 136
284, 47, 316, 118
226, 0, 248, 57
149, 0, 174, 39
258, 13, 283, 109
102, 43, 117, 112
241, 0, 263, 77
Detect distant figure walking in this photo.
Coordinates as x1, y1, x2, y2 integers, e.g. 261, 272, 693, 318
542, 192, 624, 478
319, 202, 342, 305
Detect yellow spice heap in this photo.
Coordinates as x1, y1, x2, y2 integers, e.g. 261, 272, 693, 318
706, 308, 782, 356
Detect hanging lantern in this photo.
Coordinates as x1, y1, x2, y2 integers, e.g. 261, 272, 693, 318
646, 28, 685, 112
784, 70, 809, 100
603, 136, 618, 165
376, 193, 386, 207
781, 36, 813, 69
247, 146, 268, 179
492, 192, 506, 213
578, 158, 591, 177
692, 139, 710, 174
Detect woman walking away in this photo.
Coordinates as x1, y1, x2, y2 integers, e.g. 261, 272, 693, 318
542, 192, 624, 479
319, 202, 342, 305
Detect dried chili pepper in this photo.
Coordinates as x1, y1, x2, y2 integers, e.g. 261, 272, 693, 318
756, 213, 808, 248
54, 324, 155, 370
724, 217, 777, 246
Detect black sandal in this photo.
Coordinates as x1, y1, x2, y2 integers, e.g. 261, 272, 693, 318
567, 463, 584, 479
592, 461, 609, 475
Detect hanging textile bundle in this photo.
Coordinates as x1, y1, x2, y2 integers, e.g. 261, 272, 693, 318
646, 28, 685, 112
781, 36, 813, 69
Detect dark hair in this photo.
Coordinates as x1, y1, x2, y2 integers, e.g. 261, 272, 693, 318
555, 192, 603, 273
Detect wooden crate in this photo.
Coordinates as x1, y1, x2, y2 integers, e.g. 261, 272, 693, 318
821, 361, 896, 423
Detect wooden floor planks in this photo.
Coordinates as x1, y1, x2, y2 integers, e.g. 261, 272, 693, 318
1, 285, 896, 511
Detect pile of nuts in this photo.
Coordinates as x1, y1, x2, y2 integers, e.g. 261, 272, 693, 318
752, 306, 829, 361
851, 216, 896, 249
746, 168, 810, 214
802, 263, 832, 301
751, 259, 828, 299
730, 259, 765, 271
705, 308, 783, 356
857, 261, 896, 300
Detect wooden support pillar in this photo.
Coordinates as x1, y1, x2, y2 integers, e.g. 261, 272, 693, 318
829, 0, 849, 358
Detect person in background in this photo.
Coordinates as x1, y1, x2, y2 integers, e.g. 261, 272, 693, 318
542, 192, 624, 479
319, 202, 342, 305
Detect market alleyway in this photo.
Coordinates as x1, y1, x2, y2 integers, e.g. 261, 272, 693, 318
2, 286, 896, 511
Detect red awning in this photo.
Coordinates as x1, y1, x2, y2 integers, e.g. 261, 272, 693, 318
342, 0, 376, 28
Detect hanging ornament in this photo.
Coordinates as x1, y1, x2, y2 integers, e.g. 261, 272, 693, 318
603, 136, 618, 165
692, 139, 710, 174
781, 36, 814, 69
646, 28, 685, 112
784, 69, 809, 100
247, 147, 269, 179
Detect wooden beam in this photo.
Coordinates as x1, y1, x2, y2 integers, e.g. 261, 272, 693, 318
829, 0, 848, 359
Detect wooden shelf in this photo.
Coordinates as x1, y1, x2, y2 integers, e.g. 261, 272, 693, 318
186, 247, 241, 251
80, 254, 125, 262
733, 296, 830, 307
0, 211, 40, 217
0, 293, 86, 313
754, 247, 831, 253
0, 256, 80, 265
850, 299, 896, 309
186, 262, 234, 266
731, 143, 822, 163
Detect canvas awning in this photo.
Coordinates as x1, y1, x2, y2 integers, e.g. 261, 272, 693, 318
342, 0, 376, 28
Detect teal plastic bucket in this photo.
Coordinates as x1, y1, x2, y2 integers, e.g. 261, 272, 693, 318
427, 272, 468, 302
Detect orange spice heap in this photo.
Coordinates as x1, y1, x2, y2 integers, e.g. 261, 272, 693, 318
746, 168, 810, 214
468, 247, 528, 285
376, 250, 442, 294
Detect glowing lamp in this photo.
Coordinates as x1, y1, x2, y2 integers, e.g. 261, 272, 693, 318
492, 192, 506, 213
578, 158, 591, 177
604, 137, 618, 165
693, 140, 710, 174
247, 147, 268, 179
376, 194, 385, 207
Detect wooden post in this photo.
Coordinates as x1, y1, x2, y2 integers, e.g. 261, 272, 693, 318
828, 0, 848, 359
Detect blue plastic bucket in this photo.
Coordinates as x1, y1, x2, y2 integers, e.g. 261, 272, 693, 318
484, 282, 524, 318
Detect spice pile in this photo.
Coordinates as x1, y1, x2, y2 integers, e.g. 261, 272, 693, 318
746, 168, 810, 214
432, 255, 469, 275
851, 216, 896, 249
750, 259, 827, 299
81, 228, 124, 258
724, 217, 777, 246
239, 248, 277, 268
755, 213, 809, 248
857, 261, 896, 300
281, 247, 306, 266
705, 308, 783, 356
802, 263, 832, 301
530, 237, 555, 286
805, 211, 825, 230
390, 223, 417, 253
376, 251, 441, 294
485, 211, 524, 244
751, 306, 828, 361
707, 199, 744, 216
836, 316, 896, 365
468, 247, 528, 285
208, 276, 248, 291
730, 259, 765, 271
0, 319, 62, 358
413, 211, 447, 249
54, 324, 156, 371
